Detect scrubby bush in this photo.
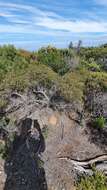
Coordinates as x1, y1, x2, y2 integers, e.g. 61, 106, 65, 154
0, 45, 17, 61
80, 46, 107, 60
0, 62, 60, 92
37, 46, 70, 75
93, 116, 106, 129
76, 170, 107, 190
80, 45, 107, 72
80, 58, 101, 72
60, 70, 86, 102
0, 44, 107, 106
84, 71, 107, 95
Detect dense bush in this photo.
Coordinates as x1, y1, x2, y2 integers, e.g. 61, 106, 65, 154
37, 46, 70, 75
80, 46, 107, 60
80, 45, 107, 72
0, 45, 17, 61
60, 70, 86, 102
0, 44, 107, 110
80, 58, 101, 72
0, 63, 59, 91
87, 72, 107, 91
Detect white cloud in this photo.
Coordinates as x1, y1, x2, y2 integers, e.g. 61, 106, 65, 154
0, 24, 43, 34
36, 17, 107, 33
0, 1, 107, 35
0, 24, 69, 36
0, 2, 60, 18
0, 12, 13, 17
0, 2, 62, 32
94, 0, 107, 6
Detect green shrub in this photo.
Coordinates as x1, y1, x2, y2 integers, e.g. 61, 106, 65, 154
87, 62, 100, 72
80, 46, 107, 61
60, 70, 86, 102
0, 63, 60, 92
80, 58, 101, 72
0, 44, 107, 105
37, 46, 69, 75
0, 45, 17, 61
93, 116, 106, 129
76, 170, 107, 190
86, 72, 107, 91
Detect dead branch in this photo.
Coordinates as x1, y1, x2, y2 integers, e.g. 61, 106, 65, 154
6, 103, 24, 114
11, 92, 26, 101
58, 154, 107, 175
58, 154, 107, 167
33, 90, 50, 102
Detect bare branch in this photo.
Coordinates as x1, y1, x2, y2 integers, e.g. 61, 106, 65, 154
33, 90, 50, 102
58, 154, 107, 175
11, 92, 26, 101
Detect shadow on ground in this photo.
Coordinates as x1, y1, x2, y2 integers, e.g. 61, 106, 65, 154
3, 118, 48, 190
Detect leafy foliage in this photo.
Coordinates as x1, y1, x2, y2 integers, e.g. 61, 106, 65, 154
80, 58, 101, 72
80, 46, 107, 71
76, 170, 107, 190
37, 46, 70, 75
93, 116, 106, 129
0, 44, 107, 111
60, 70, 86, 102
87, 72, 107, 91
0, 63, 59, 91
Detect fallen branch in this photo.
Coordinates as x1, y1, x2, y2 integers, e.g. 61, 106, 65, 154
58, 154, 107, 175
11, 92, 26, 101
58, 154, 107, 167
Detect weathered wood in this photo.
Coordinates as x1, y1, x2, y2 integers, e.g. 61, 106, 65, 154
33, 90, 49, 102
58, 154, 107, 175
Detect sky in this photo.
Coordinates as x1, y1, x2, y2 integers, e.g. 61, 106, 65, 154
0, 0, 107, 50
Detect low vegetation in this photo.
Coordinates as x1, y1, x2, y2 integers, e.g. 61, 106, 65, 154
0, 44, 107, 110
93, 116, 106, 129
76, 170, 107, 190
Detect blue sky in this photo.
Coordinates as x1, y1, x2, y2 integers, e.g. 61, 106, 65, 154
0, 0, 107, 50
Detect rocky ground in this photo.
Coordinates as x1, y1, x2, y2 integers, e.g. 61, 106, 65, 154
0, 92, 107, 190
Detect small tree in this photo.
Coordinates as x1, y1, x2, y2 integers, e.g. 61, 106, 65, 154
69, 41, 73, 49
77, 40, 82, 54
